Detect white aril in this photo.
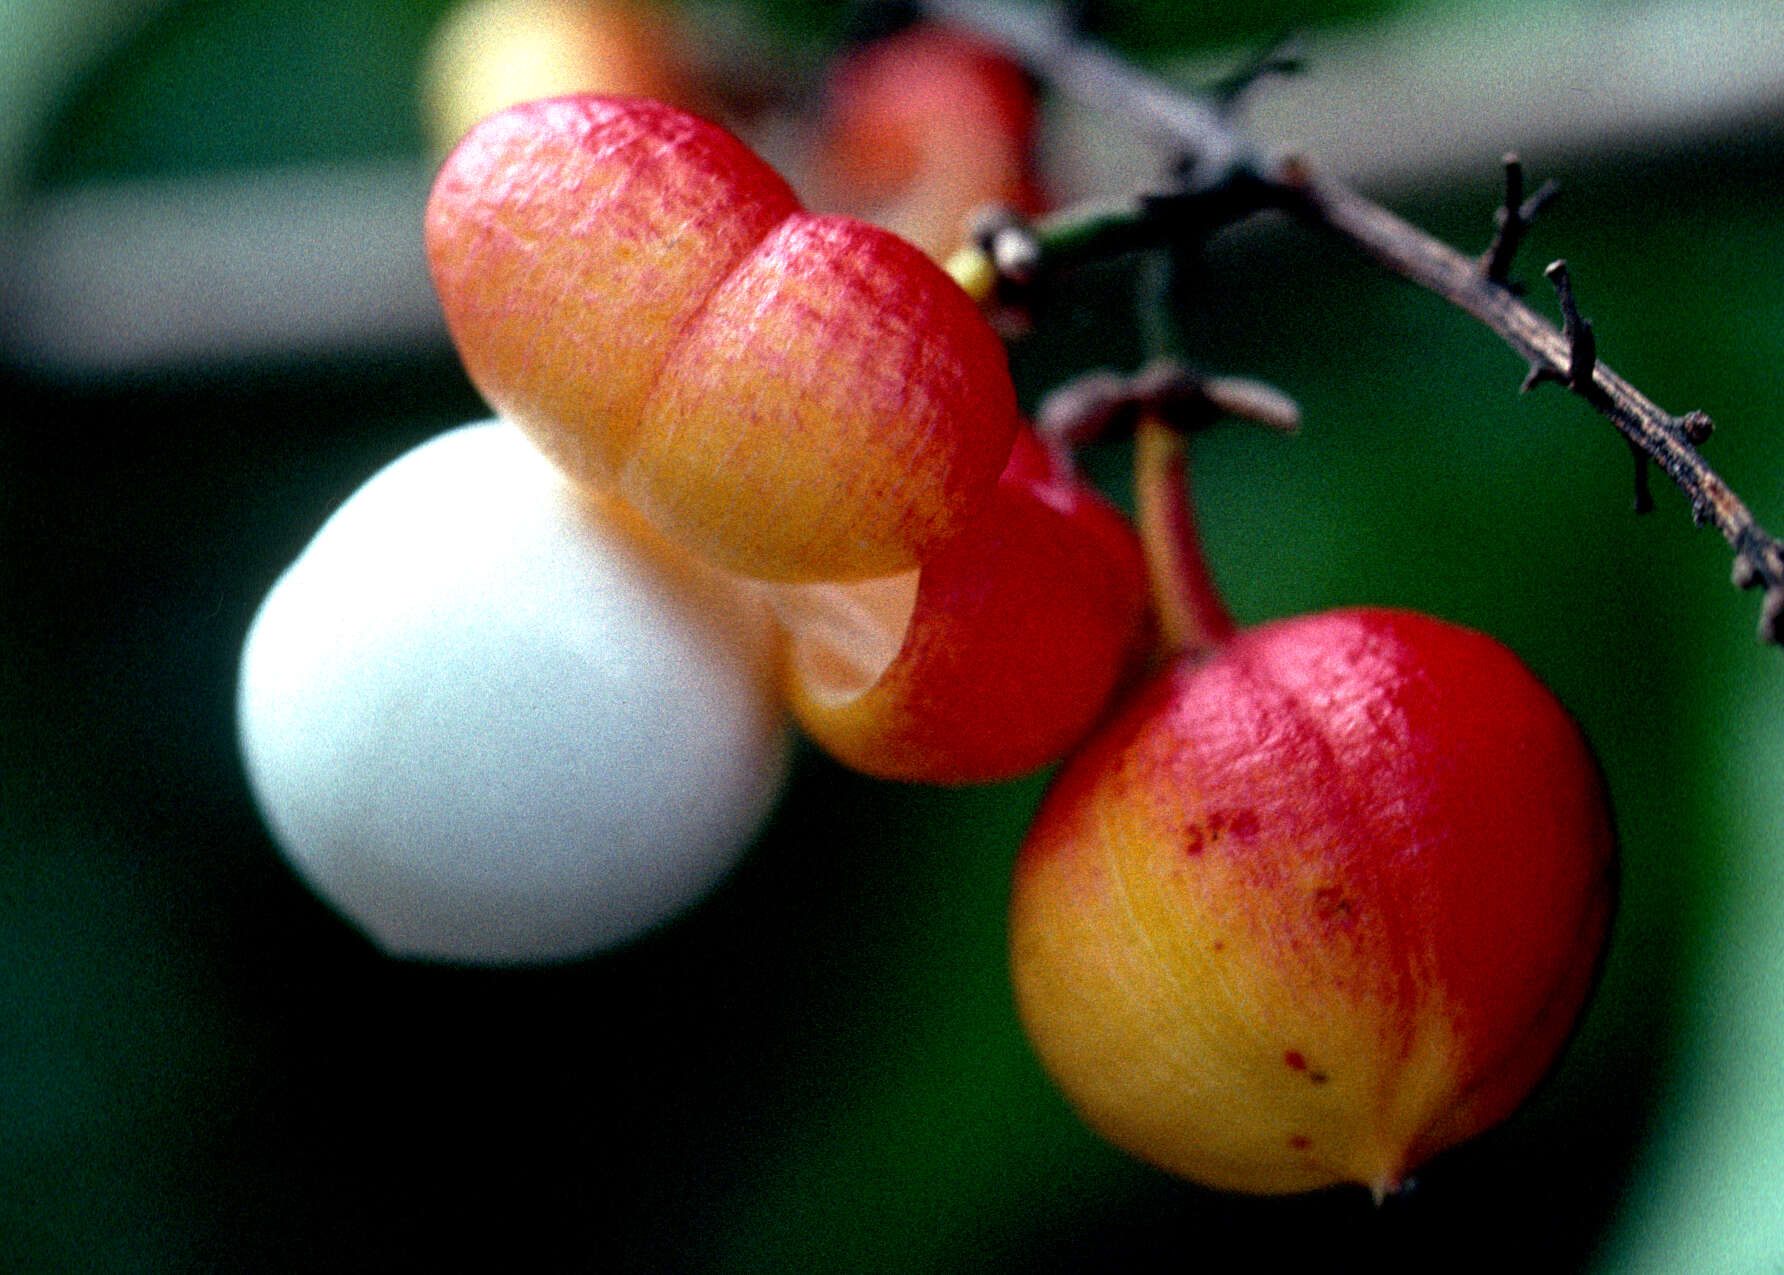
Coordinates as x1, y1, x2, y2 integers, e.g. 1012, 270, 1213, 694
237, 419, 790, 963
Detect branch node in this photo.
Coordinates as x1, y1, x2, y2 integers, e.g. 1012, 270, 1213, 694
1133, 360, 1221, 432
1034, 369, 1137, 450
1035, 362, 1300, 450
953, 204, 1043, 337
1268, 149, 1315, 192
969, 205, 1040, 287
928, 3, 1784, 649
1681, 409, 1715, 446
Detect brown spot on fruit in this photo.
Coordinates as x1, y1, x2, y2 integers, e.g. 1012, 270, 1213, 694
1223, 809, 1260, 838
1006, 607, 1619, 1197
1313, 885, 1354, 924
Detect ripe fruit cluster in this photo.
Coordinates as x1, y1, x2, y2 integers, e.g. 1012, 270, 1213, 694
240, 88, 1148, 962
422, 91, 1151, 786
239, 46, 1618, 1204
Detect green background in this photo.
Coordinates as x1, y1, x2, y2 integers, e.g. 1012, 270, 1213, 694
4, 1, 1783, 1270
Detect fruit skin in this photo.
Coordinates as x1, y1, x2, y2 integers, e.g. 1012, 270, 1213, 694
783, 427, 1150, 784
807, 24, 1044, 260
424, 94, 1019, 582
1010, 607, 1616, 1197
236, 420, 789, 964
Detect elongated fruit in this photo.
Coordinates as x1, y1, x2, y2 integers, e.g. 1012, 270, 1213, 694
1010, 607, 1616, 1197
237, 420, 789, 963
425, 94, 1018, 582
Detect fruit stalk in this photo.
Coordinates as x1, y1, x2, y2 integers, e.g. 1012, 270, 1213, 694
1133, 412, 1234, 659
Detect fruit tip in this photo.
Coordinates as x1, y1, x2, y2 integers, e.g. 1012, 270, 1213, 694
1368, 1166, 1417, 1208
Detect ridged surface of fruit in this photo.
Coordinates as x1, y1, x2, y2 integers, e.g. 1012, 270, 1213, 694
783, 428, 1149, 784
237, 420, 789, 963
1010, 607, 1616, 1197
425, 95, 1018, 581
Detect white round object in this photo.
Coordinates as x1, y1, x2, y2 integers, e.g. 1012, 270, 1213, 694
237, 419, 790, 963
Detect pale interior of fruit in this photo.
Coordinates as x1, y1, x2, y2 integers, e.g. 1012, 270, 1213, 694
757, 572, 920, 709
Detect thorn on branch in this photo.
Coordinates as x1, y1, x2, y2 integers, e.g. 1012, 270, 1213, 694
1521, 362, 1563, 393
1480, 154, 1560, 287
930, 4, 1784, 648
1732, 548, 1784, 644
1543, 259, 1601, 397
1626, 438, 1655, 514
1208, 31, 1304, 111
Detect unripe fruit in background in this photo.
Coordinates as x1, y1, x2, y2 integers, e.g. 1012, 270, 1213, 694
425, 94, 1019, 582
806, 23, 1044, 260
1010, 606, 1616, 1197
779, 427, 1149, 784
420, 0, 704, 155
237, 420, 789, 964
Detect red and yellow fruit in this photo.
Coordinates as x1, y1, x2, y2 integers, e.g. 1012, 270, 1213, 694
778, 426, 1150, 784
425, 94, 1019, 582
1009, 420, 1617, 1197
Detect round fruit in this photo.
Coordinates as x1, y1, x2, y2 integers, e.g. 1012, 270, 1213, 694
1010, 606, 1616, 1197
806, 23, 1044, 260
237, 419, 789, 963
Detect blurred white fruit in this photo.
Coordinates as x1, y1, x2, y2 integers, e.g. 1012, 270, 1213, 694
237, 419, 790, 963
